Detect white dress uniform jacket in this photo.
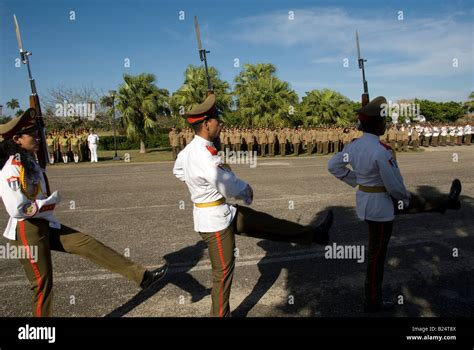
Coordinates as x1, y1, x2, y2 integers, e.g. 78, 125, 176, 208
0, 155, 61, 240
173, 135, 252, 233
328, 133, 410, 222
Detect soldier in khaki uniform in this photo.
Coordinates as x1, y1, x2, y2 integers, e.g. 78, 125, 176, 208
46, 133, 55, 164
411, 127, 420, 151
234, 128, 242, 152
399, 125, 409, 152
70, 132, 81, 163
387, 125, 397, 151
304, 129, 313, 156
267, 128, 275, 156
0, 110, 168, 317
321, 128, 329, 155
292, 128, 301, 156
257, 128, 267, 157
169, 127, 180, 160
276, 128, 285, 156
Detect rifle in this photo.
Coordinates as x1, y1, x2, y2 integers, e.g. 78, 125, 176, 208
13, 14, 51, 195
193, 16, 223, 151
194, 16, 213, 95
356, 30, 369, 107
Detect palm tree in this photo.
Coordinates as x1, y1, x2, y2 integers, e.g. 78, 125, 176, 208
300, 89, 354, 126
170, 65, 232, 128
234, 63, 299, 127
6, 98, 20, 114
116, 73, 170, 153
15, 109, 25, 117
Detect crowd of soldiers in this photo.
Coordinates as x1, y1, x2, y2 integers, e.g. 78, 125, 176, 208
169, 123, 472, 159
46, 128, 92, 164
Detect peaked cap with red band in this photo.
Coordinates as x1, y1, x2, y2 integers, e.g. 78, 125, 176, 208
0, 108, 38, 140
357, 96, 387, 122
184, 93, 218, 125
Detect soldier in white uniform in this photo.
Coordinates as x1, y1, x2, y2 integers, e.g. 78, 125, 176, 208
173, 94, 333, 317
328, 97, 462, 313
87, 129, 99, 163
0, 110, 167, 316
464, 124, 472, 145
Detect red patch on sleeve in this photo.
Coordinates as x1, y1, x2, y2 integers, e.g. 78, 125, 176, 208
206, 145, 218, 156
11, 157, 22, 166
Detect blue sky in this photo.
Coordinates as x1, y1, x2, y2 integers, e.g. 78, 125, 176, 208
0, 0, 472, 115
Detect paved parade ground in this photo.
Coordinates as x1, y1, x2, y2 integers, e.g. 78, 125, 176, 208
0, 146, 473, 317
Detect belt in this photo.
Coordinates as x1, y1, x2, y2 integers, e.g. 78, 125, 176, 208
194, 198, 226, 208
358, 185, 387, 193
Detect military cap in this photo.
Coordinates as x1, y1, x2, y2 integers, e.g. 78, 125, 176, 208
0, 108, 38, 139
357, 96, 387, 122
184, 93, 218, 125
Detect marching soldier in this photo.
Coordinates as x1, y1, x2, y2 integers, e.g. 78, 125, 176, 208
0, 110, 168, 317
173, 94, 333, 317
169, 127, 180, 160
328, 97, 462, 313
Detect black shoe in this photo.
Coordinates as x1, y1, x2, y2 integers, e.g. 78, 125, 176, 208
140, 264, 168, 290
312, 210, 333, 245
447, 179, 462, 209
364, 301, 394, 313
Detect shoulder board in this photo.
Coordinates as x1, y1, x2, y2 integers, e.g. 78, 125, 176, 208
205, 145, 218, 156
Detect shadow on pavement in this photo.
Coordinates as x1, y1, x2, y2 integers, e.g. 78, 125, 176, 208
234, 186, 473, 317
106, 240, 210, 317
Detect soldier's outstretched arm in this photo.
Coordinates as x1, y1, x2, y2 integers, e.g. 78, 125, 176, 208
1, 157, 61, 219
328, 149, 357, 187
202, 152, 250, 201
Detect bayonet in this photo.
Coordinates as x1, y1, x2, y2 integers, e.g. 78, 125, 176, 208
194, 16, 213, 93
13, 15, 51, 194
356, 30, 369, 106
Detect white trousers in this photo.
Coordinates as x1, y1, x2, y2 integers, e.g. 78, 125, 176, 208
89, 144, 98, 162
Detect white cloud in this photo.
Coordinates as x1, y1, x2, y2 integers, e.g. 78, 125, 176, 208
230, 8, 473, 78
